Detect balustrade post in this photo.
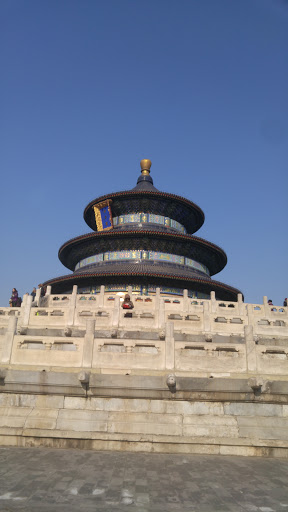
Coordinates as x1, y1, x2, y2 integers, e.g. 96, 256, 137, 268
237, 293, 244, 315
158, 298, 165, 330
21, 295, 32, 328
154, 288, 161, 328
35, 288, 41, 306
245, 324, 257, 373
203, 300, 211, 333
112, 295, 120, 328
263, 296, 271, 316
45, 286, 52, 307
183, 289, 188, 313
98, 285, 105, 307
1, 315, 18, 364
246, 303, 254, 328
82, 319, 95, 367
165, 321, 175, 370
67, 285, 77, 327
210, 291, 217, 313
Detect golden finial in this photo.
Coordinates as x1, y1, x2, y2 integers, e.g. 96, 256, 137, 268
140, 159, 152, 176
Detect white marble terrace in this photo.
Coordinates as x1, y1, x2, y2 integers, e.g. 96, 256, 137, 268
0, 285, 287, 377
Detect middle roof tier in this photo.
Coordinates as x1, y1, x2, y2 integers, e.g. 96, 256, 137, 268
58, 229, 227, 276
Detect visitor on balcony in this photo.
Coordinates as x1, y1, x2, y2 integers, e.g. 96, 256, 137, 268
122, 294, 134, 317
9, 288, 21, 307
38, 284, 46, 297
268, 299, 276, 312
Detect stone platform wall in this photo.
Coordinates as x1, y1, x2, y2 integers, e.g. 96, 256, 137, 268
1, 383, 288, 458
0, 286, 287, 457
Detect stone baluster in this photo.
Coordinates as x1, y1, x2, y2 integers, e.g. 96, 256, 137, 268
158, 298, 165, 330
155, 287, 160, 305
82, 319, 95, 367
245, 324, 257, 373
67, 285, 78, 327
21, 295, 33, 328
183, 289, 189, 313
154, 288, 161, 328
263, 296, 270, 317
203, 300, 211, 334
112, 295, 120, 328
165, 321, 175, 370
246, 303, 254, 329
45, 286, 52, 307
128, 286, 133, 298
1, 315, 18, 364
98, 285, 105, 307
210, 291, 217, 313
237, 293, 244, 315
35, 287, 41, 306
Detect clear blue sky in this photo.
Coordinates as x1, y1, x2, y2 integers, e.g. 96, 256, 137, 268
1, 0, 287, 306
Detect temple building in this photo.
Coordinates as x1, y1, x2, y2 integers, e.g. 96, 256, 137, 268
1, 158, 288, 459
44, 159, 241, 301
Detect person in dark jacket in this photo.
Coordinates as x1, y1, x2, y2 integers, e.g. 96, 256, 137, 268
9, 288, 21, 307
284, 298, 287, 307
121, 294, 134, 310
121, 294, 134, 317
38, 284, 46, 297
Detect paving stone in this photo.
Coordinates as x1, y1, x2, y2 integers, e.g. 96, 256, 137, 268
0, 447, 287, 511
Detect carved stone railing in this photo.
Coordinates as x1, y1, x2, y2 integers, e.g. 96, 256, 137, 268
0, 287, 287, 375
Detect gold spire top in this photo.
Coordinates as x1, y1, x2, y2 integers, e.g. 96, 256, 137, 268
140, 159, 152, 176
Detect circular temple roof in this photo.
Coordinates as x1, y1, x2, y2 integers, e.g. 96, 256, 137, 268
58, 230, 227, 276
83, 161, 204, 234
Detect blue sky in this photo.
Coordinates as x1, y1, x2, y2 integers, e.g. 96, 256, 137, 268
1, 0, 287, 306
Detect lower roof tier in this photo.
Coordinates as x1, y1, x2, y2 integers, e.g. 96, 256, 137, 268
43, 265, 242, 301
58, 229, 227, 276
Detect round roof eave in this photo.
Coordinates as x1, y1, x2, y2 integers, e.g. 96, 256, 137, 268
58, 230, 227, 276
83, 189, 205, 234
43, 271, 242, 301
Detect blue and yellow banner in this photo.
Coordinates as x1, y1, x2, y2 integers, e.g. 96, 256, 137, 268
93, 200, 113, 231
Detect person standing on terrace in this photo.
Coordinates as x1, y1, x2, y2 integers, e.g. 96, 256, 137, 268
38, 284, 46, 297
121, 294, 134, 310
9, 288, 21, 307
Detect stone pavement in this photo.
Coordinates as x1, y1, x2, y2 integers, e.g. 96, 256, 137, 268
0, 447, 288, 512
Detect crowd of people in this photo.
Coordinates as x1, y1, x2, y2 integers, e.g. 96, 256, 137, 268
8, 285, 46, 307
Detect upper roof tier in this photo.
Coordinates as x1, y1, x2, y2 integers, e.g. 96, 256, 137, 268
84, 159, 205, 234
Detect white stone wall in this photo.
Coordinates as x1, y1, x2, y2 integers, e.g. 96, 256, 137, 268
0, 289, 288, 456
0, 392, 288, 457
0, 290, 287, 377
